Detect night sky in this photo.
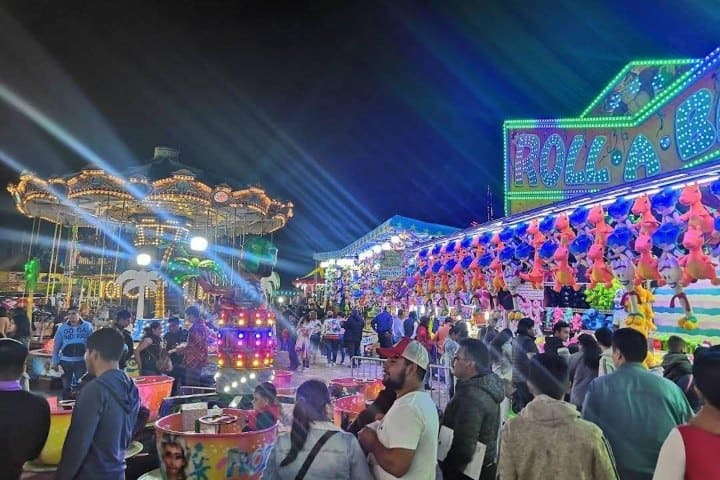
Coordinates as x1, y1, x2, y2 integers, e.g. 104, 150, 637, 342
0, 0, 719, 281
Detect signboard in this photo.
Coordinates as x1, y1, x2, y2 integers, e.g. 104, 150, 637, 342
377, 250, 404, 279
504, 52, 720, 215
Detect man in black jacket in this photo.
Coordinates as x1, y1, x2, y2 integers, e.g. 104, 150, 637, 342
441, 338, 504, 480
344, 308, 365, 366
114, 309, 134, 371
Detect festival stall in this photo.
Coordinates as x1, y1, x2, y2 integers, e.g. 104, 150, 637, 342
313, 215, 458, 311
404, 47, 720, 352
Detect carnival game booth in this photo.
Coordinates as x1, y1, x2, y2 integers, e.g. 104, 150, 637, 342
313, 215, 459, 311
405, 47, 720, 355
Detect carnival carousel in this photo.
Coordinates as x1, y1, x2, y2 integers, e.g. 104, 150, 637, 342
7, 147, 292, 320
9, 147, 293, 479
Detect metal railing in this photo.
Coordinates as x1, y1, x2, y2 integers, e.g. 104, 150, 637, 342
427, 364, 453, 411
350, 356, 386, 381
349, 357, 454, 410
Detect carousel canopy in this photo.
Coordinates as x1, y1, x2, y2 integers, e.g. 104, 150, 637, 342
7, 147, 293, 236
313, 215, 458, 262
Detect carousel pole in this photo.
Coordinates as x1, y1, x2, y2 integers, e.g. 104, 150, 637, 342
45, 223, 60, 301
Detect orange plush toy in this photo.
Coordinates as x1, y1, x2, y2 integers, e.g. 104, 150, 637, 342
631, 194, 660, 236
634, 232, 664, 285
588, 204, 614, 246
587, 243, 614, 289
680, 227, 720, 286
679, 183, 714, 234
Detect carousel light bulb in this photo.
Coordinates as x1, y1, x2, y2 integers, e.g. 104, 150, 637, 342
136, 253, 152, 266
249, 373, 256, 380
231, 381, 238, 388
241, 376, 247, 383
190, 236, 208, 252
214, 372, 221, 380
223, 386, 230, 393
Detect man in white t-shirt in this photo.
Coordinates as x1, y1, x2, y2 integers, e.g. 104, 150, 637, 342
359, 338, 439, 479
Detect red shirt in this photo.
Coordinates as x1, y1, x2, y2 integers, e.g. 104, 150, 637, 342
184, 321, 209, 369
679, 424, 720, 480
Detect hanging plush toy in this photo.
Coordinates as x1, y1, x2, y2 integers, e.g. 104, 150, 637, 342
679, 183, 714, 234
527, 219, 547, 249
554, 212, 576, 246
651, 187, 681, 226
569, 206, 590, 236
452, 258, 466, 293
588, 204, 614, 245
711, 217, 720, 258
607, 197, 635, 230
500, 247, 524, 311
679, 227, 720, 286
499, 226, 518, 250
539, 215, 557, 238
520, 250, 546, 289
514, 241, 535, 271
515, 222, 530, 243
490, 254, 506, 293
606, 226, 636, 264
553, 242, 580, 292
633, 232, 664, 285
609, 253, 655, 348
653, 223, 697, 330
631, 194, 660, 236
478, 252, 501, 302
587, 242, 614, 289
569, 233, 593, 269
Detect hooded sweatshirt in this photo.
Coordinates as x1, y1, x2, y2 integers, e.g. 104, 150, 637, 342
661, 352, 702, 411
440, 372, 505, 478
499, 395, 619, 480
56, 369, 140, 480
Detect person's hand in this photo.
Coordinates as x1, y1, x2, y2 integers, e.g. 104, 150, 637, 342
358, 426, 378, 453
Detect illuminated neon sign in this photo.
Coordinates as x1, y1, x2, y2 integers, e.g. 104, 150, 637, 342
504, 48, 720, 215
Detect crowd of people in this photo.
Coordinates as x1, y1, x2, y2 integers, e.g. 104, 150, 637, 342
3, 299, 720, 479
270, 307, 720, 480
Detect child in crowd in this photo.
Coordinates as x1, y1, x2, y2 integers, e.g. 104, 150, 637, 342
661, 336, 702, 412
245, 382, 280, 432
654, 345, 720, 480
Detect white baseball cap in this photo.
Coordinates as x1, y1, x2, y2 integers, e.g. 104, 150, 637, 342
377, 338, 429, 370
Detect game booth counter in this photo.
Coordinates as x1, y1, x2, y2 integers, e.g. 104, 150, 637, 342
403, 47, 720, 355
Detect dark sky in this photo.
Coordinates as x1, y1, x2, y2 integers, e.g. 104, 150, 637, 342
0, 0, 719, 281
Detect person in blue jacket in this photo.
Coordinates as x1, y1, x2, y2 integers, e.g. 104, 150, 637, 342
56, 327, 140, 480
371, 307, 393, 348
51, 308, 93, 400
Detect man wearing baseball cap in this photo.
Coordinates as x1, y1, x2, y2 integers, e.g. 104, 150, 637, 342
359, 338, 439, 479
